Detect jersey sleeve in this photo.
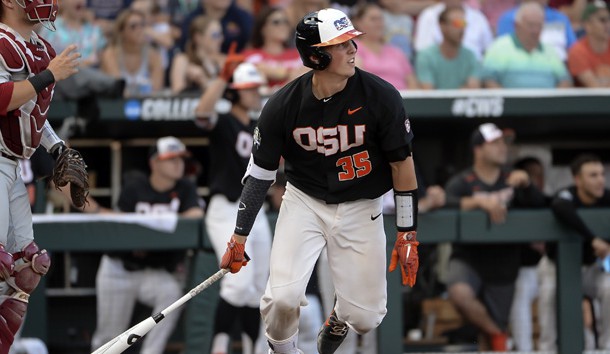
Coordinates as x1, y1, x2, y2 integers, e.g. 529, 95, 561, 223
377, 85, 413, 158
250, 95, 285, 171
444, 173, 469, 208
177, 178, 200, 212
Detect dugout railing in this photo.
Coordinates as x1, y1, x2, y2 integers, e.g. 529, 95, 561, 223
26, 209, 608, 354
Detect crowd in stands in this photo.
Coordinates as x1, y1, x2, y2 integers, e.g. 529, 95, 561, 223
25, 0, 610, 353
37, 0, 610, 101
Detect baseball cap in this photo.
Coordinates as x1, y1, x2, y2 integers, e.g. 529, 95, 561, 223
470, 123, 505, 147
311, 8, 363, 47
229, 62, 266, 90
582, 0, 608, 21
149, 136, 190, 160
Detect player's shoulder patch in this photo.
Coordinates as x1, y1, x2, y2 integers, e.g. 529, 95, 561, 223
0, 33, 26, 72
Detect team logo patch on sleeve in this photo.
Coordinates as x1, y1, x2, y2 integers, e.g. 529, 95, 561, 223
405, 118, 411, 133
253, 127, 261, 149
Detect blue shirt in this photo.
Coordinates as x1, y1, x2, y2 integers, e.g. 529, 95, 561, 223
496, 6, 576, 60
178, 2, 253, 53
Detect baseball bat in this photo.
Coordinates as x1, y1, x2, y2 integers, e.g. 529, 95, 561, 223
91, 268, 229, 354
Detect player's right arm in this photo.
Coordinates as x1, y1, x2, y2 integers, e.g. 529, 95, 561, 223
220, 88, 286, 273
1, 44, 80, 112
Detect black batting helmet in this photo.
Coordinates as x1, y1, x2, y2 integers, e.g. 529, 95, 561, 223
295, 8, 363, 70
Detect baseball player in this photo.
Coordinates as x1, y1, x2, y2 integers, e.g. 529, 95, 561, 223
90, 136, 204, 354
0, 0, 85, 352
219, 8, 420, 354
195, 62, 272, 354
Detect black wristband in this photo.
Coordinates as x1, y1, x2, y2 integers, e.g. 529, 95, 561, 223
28, 69, 55, 94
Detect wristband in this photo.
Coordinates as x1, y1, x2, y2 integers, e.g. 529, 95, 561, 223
50, 142, 65, 160
395, 189, 418, 232
28, 69, 55, 94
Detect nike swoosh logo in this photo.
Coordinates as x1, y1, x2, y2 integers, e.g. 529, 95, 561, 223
348, 106, 363, 115
238, 201, 246, 211
371, 212, 382, 221
323, 97, 332, 102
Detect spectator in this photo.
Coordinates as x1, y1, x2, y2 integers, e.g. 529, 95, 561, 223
509, 156, 548, 351
87, 0, 132, 39
468, 0, 519, 34
540, 154, 610, 350
548, 0, 589, 34
100, 9, 165, 97
41, 0, 125, 102
378, 0, 416, 60
131, 0, 176, 72
567, 0, 610, 87
170, 16, 225, 94
497, 0, 577, 61
90, 136, 204, 354
178, 0, 254, 53
353, 2, 418, 90
284, 0, 330, 47
242, 7, 307, 93
415, 6, 481, 89
443, 123, 546, 351
482, 2, 572, 88
414, 0, 494, 61
195, 63, 272, 354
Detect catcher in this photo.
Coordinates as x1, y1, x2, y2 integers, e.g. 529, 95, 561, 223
0, 0, 87, 352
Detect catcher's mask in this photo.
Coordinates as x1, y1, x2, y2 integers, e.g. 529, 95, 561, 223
16, 0, 59, 31
295, 8, 363, 70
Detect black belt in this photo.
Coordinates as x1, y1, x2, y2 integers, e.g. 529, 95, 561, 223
0, 151, 17, 161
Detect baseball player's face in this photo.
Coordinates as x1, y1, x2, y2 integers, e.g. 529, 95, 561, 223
480, 138, 508, 166
576, 162, 606, 200
324, 40, 357, 77
238, 88, 262, 111
155, 157, 185, 180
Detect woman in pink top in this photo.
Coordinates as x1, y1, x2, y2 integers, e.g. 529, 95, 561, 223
353, 2, 418, 91
242, 7, 308, 92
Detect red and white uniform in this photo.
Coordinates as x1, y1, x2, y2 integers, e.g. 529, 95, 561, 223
0, 23, 63, 160
0, 24, 61, 258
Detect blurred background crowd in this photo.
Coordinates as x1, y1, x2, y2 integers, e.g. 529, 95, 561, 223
15, 0, 610, 353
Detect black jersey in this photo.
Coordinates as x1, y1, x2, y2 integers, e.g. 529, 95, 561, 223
549, 185, 610, 265
111, 174, 200, 271
208, 112, 256, 202
118, 174, 200, 214
445, 167, 546, 283
252, 68, 413, 204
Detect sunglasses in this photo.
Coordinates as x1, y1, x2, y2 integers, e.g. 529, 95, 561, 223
269, 18, 290, 26
209, 31, 223, 40
127, 22, 144, 30
450, 18, 467, 29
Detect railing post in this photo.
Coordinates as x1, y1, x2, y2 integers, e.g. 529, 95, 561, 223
557, 237, 583, 354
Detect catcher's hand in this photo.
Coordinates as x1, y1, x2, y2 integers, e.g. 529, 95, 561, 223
220, 235, 249, 273
388, 231, 419, 287
52, 144, 89, 209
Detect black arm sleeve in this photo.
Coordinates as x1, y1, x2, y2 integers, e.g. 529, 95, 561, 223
551, 197, 596, 241
234, 176, 273, 236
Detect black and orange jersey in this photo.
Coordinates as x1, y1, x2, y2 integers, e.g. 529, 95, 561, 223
252, 67, 413, 204
208, 112, 256, 202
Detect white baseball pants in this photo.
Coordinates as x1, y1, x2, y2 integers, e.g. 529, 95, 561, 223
261, 183, 387, 342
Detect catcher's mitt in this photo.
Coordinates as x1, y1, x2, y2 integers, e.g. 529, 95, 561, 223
52, 146, 89, 208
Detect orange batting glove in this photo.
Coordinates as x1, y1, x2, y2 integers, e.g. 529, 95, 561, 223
219, 41, 245, 82
220, 235, 249, 273
388, 231, 419, 287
